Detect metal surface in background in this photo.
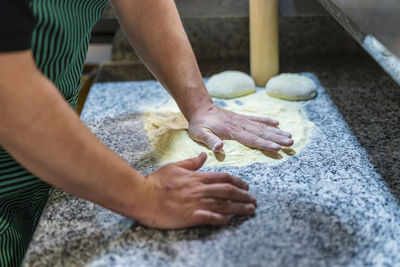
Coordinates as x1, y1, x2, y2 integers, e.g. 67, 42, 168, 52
332, 0, 400, 58
317, 0, 400, 85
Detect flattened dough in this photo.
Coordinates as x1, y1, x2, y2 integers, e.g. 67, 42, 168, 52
144, 91, 314, 167
206, 70, 256, 99
266, 73, 317, 101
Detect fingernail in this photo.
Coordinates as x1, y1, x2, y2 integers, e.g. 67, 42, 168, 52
273, 145, 281, 151
246, 204, 255, 212
217, 149, 225, 155
212, 141, 224, 152
284, 138, 294, 146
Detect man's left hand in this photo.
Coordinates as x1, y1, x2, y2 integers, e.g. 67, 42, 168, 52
188, 104, 294, 153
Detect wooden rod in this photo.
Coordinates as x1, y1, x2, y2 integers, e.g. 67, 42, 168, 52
250, 0, 279, 86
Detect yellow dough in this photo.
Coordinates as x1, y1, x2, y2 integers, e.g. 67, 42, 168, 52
144, 91, 314, 167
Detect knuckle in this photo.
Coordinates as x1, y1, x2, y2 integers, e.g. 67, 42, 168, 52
220, 201, 230, 211
217, 173, 231, 182
206, 136, 215, 145
262, 132, 273, 140
239, 118, 249, 126
222, 185, 235, 194
224, 174, 233, 183
213, 199, 228, 210
199, 198, 211, 208
248, 135, 258, 147
200, 131, 211, 141
257, 122, 266, 130
200, 175, 211, 184
190, 186, 205, 197
226, 121, 241, 133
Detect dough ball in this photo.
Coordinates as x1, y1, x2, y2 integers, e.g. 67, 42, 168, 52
265, 73, 317, 101
206, 71, 256, 99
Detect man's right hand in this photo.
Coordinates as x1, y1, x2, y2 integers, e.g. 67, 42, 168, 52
135, 152, 256, 229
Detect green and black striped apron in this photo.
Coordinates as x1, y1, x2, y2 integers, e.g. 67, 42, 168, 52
0, 0, 108, 265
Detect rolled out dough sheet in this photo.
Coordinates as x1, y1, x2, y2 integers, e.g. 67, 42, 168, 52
144, 90, 314, 167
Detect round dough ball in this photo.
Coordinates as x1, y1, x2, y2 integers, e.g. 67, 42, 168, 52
265, 73, 317, 101
206, 71, 256, 99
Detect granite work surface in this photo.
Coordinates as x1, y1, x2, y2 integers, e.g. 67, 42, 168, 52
23, 59, 400, 266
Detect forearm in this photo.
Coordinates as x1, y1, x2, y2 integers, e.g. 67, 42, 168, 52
111, 0, 212, 120
0, 51, 144, 219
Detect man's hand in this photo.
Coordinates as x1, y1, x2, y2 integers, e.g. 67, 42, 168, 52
136, 152, 256, 229
112, 0, 293, 153
188, 104, 294, 153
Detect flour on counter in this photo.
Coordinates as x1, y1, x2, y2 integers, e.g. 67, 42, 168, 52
144, 90, 314, 167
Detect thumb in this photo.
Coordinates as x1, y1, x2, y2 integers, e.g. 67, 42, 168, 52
190, 128, 224, 153
175, 152, 207, 171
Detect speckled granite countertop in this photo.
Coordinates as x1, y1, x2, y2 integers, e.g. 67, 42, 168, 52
23, 56, 400, 266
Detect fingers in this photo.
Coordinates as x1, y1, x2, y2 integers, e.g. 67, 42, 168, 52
174, 152, 207, 171
267, 133, 294, 147
200, 198, 255, 216
201, 172, 249, 191
228, 115, 293, 149
244, 115, 292, 139
247, 115, 279, 126
243, 123, 294, 147
190, 128, 224, 152
202, 183, 257, 204
188, 210, 230, 226
263, 124, 292, 139
245, 120, 293, 139
188, 185, 257, 227
231, 130, 282, 151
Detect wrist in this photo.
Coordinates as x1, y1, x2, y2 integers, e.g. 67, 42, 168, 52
122, 173, 159, 223
183, 90, 214, 122
187, 101, 213, 121
114, 171, 149, 221
167, 81, 213, 122
187, 100, 218, 124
